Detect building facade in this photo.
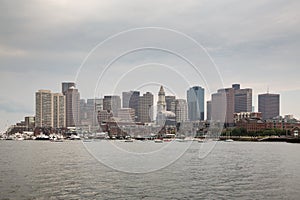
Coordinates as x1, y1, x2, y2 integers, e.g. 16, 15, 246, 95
52, 93, 66, 128
35, 90, 53, 127
211, 88, 235, 125
174, 99, 188, 123
103, 95, 121, 116
62, 82, 75, 95
65, 86, 80, 127
258, 93, 280, 120
138, 92, 153, 123
187, 86, 205, 121
233, 84, 252, 113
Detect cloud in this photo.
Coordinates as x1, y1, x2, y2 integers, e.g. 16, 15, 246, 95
0, 0, 300, 130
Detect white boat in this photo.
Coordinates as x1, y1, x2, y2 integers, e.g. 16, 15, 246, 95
70, 135, 81, 140
225, 139, 234, 142
124, 139, 134, 142
154, 139, 163, 143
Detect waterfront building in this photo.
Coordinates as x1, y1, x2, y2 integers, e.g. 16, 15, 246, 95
65, 86, 80, 127
62, 82, 75, 95
211, 87, 235, 125
103, 95, 121, 116
138, 92, 154, 123
52, 93, 66, 128
25, 116, 35, 129
165, 96, 176, 112
233, 84, 252, 113
79, 99, 87, 125
174, 99, 188, 123
187, 86, 205, 121
258, 93, 280, 120
117, 108, 135, 122
97, 110, 113, 124
207, 101, 212, 121
35, 90, 66, 128
123, 91, 140, 121
122, 91, 132, 108
85, 98, 103, 126
35, 90, 53, 127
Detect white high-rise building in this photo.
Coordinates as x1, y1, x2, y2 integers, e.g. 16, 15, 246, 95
35, 90, 53, 127
53, 93, 66, 128
35, 90, 65, 128
175, 99, 188, 123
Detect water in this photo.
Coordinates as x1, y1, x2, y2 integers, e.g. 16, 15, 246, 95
1, 140, 300, 199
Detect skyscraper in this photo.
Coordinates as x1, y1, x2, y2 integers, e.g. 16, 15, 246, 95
35, 90, 53, 127
175, 99, 188, 123
211, 88, 235, 125
129, 91, 140, 121
232, 84, 252, 113
122, 91, 132, 108
258, 93, 280, 120
187, 86, 205, 121
165, 96, 176, 112
35, 90, 65, 128
138, 92, 153, 123
122, 91, 140, 121
52, 93, 66, 128
62, 82, 75, 95
103, 95, 121, 115
65, 86, 80, 127
86, 98, 103, 126
207, 100, 212, 121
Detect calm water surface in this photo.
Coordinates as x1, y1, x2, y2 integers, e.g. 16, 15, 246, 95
1, 141, 300, 200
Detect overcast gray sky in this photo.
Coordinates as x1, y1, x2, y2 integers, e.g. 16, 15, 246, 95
1, 0, 300, 132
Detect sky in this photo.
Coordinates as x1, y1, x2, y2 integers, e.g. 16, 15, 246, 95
0, 0, 300, 132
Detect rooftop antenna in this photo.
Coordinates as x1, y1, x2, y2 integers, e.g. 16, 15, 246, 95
267, 86, 269, 94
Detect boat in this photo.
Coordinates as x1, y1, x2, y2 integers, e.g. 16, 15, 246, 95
225, 139, 234, 142
70, 135, 81, 140
35, 134, 50, 140
175, 138, 186, 142
286, 138, 300, 143
124, 139, 134, 142
154, 139, 163, 143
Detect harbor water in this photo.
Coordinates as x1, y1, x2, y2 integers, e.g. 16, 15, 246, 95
1, 140, 300, 199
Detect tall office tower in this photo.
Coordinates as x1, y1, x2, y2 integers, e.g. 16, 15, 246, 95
86, 98, 103, 126
52, 93, 66, 128
103, 95, 121, 115
35, 90, 53, 127
79, 99, 87, 125
138, 92, 154, 123
65, 86, 80, 127
175, 99, 188, 123
62, 82, 75, 95
122, 91, 132, 108
122, 91, 140, 121
211, 88, 235, 125
207, 100, 212, 121
232, 84, 252, 113
165, 96, 176, 112
258, 93, 280, 120
187, 86, 205, 121
129, 91, 140, 121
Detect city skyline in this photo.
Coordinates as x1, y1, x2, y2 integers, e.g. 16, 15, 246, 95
1, 0, 300, 131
